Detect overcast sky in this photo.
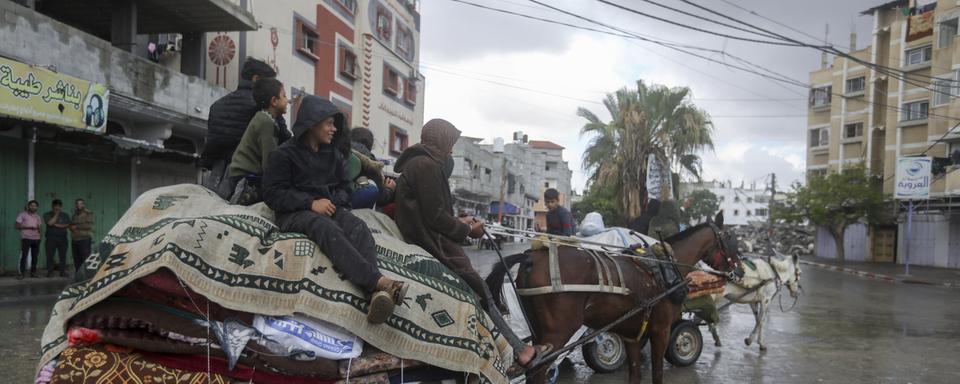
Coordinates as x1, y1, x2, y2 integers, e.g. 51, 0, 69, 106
418, 0, 880, 193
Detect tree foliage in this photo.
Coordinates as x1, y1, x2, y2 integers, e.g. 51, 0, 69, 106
579, 80, 714, 219
682, 189, 720, 225
573, 183, 627, 227
774, 166, 891, 261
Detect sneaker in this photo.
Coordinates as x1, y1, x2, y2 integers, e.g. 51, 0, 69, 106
30, 273, 39, 278
46, 271, 54, 278
16, 275, 23, 280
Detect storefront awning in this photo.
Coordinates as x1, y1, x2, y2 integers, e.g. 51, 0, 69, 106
489, 201, 520, 215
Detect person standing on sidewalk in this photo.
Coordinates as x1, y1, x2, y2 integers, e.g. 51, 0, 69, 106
14, 200, 42, 279
43, 199, 71, 277
70, 199, 95, 272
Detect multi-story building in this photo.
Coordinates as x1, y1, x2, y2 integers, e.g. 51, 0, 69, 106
204, 0, 424, 167
807, 0, 960, 268
450, 136, 573, 231
679, 181, 776, 227
0, 0, 256, 272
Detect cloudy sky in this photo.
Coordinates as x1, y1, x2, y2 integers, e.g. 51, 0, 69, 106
418, 0, 881, 193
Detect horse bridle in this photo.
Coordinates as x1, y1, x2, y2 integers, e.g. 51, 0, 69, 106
707, 222, 742, 279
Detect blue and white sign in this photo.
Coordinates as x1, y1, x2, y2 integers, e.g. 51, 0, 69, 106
895, 157, 932, 200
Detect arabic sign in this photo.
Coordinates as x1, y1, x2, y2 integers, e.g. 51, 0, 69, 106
647, 153, 663, 199
895, 157, 931, 200
0, 56, 109, 132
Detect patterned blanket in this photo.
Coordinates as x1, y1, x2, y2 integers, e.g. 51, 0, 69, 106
39, 184, 510, 384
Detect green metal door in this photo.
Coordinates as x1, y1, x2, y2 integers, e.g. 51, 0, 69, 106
35, 147, 130, 269
0, 137, 27, 273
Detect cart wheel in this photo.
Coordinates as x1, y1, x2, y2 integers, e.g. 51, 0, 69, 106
583, 332, 627, 373
666, 320, 702, 367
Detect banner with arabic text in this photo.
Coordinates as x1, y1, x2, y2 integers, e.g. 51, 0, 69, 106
0, 56, 109, 132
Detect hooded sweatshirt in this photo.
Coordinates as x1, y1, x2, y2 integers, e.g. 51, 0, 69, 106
262, 96, 352, 214
393, 119, 471, 260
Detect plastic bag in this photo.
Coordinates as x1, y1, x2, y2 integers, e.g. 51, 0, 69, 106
578, 212, 605, 237
254, 314, 363, 360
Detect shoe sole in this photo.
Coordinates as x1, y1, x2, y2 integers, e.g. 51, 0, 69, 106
394, 283, 409, 306
367, 291, 394, 324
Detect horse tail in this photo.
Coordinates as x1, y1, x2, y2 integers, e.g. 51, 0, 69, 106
484, 252, 530, 310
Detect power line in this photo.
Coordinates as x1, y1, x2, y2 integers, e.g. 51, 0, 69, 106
526, 0, 960, 122
717, 0, 849, 50
592, 0, 810, 47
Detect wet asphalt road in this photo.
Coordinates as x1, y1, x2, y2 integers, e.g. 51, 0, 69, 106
2, 243, 959, 383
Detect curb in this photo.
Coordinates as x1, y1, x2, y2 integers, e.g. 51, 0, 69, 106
798, 260, 960, 289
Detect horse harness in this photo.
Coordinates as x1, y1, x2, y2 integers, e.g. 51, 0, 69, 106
514, 242, 633, 296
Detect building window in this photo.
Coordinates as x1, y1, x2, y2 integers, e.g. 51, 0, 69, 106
389, 125, 408, 155
746, 210, 752, 216
296, 21, 319, 61
934, 79, 952, 105
904, 45, 933, 66
340, 48, 357, 80
397, 25, 412, 56
809, 127, 828, 147
845, 77, 865, 94
844, 122, 864, 139
383, 65, 400, 95
733, 209, 739, 216
901, 100, 929, 121
403, 79, 417, 105
734, 196, 741, 203
747, 197, 753, 203
755, 208, 768, 216
940, 18, 958, 48
376, 6, 392, 42
808, 168, 827, 179
544, 182, 549, 188
335, 0, 356, 14
809, 86, 831, 107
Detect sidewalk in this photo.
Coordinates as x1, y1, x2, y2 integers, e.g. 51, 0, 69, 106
799, 256, 960, 288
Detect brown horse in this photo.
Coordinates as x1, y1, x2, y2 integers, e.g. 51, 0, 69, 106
487, 211, 741, 384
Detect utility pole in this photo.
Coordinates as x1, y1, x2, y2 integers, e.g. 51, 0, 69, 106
497, 156, 507, 225
767, 173, 777, 254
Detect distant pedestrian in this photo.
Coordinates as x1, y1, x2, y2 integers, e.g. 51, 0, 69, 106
70, 199, 95, 272
14, 200, 41, 279
43, 199, 71, 277
544, 188, 574, 236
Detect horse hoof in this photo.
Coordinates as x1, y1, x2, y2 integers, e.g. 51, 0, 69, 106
744, 338, 752, 346
715, 341, 722, 347
759, 345, 767, 352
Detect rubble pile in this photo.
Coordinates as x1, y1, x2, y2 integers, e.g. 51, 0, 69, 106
732, 222, 814, 257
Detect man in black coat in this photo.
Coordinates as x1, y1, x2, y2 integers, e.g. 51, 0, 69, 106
201, 58, 291, 170
262, 95, 406, 325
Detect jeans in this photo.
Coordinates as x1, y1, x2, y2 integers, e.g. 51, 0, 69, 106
20, 239, 39, 275
45, 237, 68, 273
351, 184, 381, 209
72, 239, 92, 272
276, 209, 383, 293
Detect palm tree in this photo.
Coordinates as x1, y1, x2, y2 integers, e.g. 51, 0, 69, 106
578, 80, 714, 219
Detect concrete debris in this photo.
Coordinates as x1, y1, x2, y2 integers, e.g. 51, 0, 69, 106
732, 222, 814, 257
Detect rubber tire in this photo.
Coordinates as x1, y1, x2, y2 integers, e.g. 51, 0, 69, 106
666, 320, 703, 367
582, 332, 627, 374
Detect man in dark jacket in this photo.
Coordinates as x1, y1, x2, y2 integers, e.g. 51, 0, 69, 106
394, 119, 549, 371
628, 198, 660, 235
202, 58, 291, 196
262, 95, 406, 325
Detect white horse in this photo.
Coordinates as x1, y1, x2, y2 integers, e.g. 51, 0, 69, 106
720, 252, 802, 351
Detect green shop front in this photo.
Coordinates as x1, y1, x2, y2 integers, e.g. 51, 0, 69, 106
0, 56, 128, 273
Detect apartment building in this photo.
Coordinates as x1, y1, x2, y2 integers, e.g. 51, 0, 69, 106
204, 0, 424, 167
679, 181, 777, 227
807, 0, 960, 268
0, 0, 256, 272
450, 136, 573, 231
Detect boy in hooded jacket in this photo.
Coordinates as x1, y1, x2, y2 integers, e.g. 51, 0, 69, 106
393, 119, 550, 373
262, 95, 407, 324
